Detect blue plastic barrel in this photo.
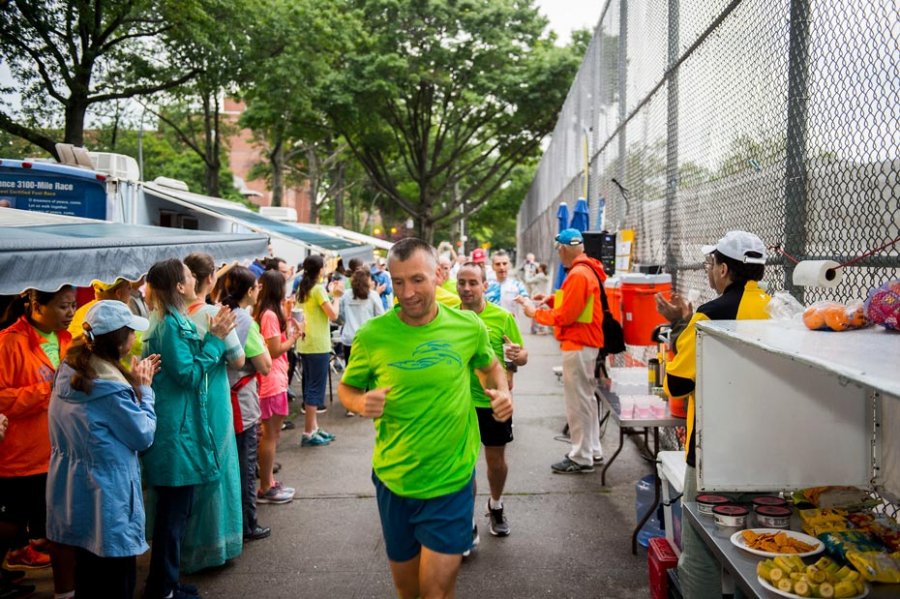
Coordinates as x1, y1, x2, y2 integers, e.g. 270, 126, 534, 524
636, 474, 664, 548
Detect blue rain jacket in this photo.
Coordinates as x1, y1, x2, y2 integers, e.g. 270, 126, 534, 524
47, 359, 156, 557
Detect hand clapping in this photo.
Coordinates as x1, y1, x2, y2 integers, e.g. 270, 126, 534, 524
209, 306, 237, 339
131, 353, 161, 387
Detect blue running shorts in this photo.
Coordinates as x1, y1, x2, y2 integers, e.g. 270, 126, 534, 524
372, 470, 475, 562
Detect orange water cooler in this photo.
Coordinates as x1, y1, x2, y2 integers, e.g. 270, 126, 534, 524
620, 273, 672, 346
604, 276, 622, 324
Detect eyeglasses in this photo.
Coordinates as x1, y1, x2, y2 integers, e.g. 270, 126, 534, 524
703, 257, 718, 270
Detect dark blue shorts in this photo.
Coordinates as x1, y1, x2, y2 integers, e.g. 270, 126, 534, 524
299, 352, 330, 407
372, 470, 475, 562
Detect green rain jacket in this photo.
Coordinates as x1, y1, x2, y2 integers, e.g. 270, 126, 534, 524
141, 309, 226, 487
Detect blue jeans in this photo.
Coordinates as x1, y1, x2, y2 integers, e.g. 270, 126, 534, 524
300, 352, 330, 408
146, 485, 195, 598
236, 424, 259, 536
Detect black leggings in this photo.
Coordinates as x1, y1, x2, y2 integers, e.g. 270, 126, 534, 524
74, 547, 136, 599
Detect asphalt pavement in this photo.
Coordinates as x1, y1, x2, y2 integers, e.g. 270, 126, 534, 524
23, 323, 657, 598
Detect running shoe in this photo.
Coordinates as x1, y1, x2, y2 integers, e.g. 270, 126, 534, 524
487, 500, 510, 537
256, 486, 294, 504
300, 433, 331, 447
2, 545, 50, 570
271, 480, 296, 497
314, 428, 335, 441
551, 456, 594, 474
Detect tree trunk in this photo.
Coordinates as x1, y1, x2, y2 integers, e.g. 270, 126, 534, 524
333, 160, 345, 228
64, 97, 89, 148
203, 93, 221, 197
306, 146, 319, 224
270, 134, 284, 207
419, 217, 435, 245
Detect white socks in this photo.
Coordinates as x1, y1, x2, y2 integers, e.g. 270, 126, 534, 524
489, 496, 504, 510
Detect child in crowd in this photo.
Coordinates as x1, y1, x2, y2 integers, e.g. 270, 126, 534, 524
254, 270, 302, 504
46, 301, 158, 598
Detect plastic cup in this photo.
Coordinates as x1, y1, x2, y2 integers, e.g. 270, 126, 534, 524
651, 398, 667, 418
618, 396, 635, 418
292, 308, 304, 324
636, 396, 652, 419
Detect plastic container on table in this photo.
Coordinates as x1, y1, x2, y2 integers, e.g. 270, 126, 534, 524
604, 276, 623, 324
620, 273, 672, 346
636, 474, 665, 547
668, 395, 687, 418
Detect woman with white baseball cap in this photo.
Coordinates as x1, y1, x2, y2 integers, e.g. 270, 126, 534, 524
46, 300, 160, 598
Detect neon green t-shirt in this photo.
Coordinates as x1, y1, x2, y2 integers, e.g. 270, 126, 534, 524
35, 328, 60, 368
245, 321, 266, 358
465, 302, 523, 408
342, 304, 495, 499
297, 284, 331, 354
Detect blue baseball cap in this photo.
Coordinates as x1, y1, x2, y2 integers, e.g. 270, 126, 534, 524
85, 300, 149, 337
555, 228, 584, 246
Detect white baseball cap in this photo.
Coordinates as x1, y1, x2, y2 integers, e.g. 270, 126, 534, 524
702, 231, 767, 264
85, 300, 149, 336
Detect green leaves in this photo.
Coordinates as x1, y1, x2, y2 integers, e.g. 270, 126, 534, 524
321, 0, 583, 240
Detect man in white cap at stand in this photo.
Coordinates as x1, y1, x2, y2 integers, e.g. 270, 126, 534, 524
658, 230, 771, 599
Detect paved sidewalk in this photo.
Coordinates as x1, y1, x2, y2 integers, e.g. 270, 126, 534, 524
24, 328, 657, 598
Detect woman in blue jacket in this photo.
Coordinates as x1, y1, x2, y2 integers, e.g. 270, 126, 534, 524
47, 300, 159, 598
141, 259, 236, 599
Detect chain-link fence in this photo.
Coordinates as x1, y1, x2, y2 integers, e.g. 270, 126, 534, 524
518, 0, 899, 309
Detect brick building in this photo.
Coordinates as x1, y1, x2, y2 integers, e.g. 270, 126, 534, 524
222, 98, 312, 222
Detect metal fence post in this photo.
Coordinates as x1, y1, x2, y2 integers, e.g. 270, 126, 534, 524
617, 0, 628, 228
783, 0, 811, 300
665, 0, 680, 284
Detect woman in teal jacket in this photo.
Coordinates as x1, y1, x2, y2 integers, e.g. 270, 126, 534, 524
47, 300, 159, 598
181, 252, 245, 573
141, 259, 236, 599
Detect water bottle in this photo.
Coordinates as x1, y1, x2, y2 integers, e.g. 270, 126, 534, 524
636, 474, 665, 547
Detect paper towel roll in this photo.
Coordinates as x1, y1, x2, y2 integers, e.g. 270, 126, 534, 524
792, 260, 843, 287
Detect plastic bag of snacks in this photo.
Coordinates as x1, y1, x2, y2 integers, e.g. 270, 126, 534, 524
847, 512, 900, 552
803, 301, 868, 331
818, 530, 900, 583
864, 279, 900, 331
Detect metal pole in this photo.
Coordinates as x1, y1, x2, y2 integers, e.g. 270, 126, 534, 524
784, 0, 811, 301
617, 0, 628, 229
665, 0, 680, 283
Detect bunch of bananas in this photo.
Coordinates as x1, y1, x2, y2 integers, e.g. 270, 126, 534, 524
757, 555, 865, 598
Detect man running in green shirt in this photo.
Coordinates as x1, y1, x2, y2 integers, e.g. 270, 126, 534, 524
339, 238, 513, 599
457, 261, 527, 539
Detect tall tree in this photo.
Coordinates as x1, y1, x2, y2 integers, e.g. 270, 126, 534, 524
0, 0, 204, 160
238, 0, 356, 210
322, 0, 586, 242
142, 0, 257, 196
